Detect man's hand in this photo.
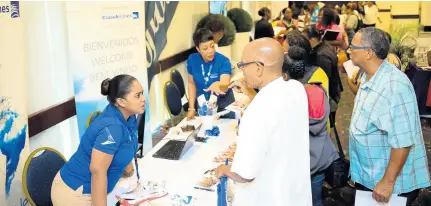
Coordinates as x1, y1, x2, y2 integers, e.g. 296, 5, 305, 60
204, 81, 226, 95
372, 178, 395, 203
215, 164, 232, 179
229, 78, 250, 95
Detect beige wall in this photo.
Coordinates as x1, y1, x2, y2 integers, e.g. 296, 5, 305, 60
149, 2, 208, 129
376, 1, 421, 32
390, 1, 420, 15
421, 1, 431, 26
227, 1, 241, 11
249, 1, 272, 21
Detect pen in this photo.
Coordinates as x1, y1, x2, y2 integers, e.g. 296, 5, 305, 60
115, 195, 133, 206
194, 186, 215, 192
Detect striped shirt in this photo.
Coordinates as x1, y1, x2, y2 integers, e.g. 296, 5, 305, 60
349, 60, 430, 194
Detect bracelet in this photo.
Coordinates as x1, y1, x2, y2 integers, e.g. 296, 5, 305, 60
188, 108, 196, 111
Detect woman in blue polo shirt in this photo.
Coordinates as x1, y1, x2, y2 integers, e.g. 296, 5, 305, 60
186, 28, 233, 120
51, 74, 146, 205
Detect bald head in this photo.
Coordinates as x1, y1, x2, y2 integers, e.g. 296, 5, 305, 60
242, 38, 284, 75
240, 38, 285, 89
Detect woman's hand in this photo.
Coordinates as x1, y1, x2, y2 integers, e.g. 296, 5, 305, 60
203, 81, 226, 95
122, 162, 134, 178
187, 109, 196, 120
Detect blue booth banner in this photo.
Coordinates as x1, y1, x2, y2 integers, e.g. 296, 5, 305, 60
0, 1, 30, 205
144, 1, 178, 89
66, 2, 152, 153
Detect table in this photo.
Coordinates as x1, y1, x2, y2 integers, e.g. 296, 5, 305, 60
405, 63, 431, 117
108, 118, 238, 205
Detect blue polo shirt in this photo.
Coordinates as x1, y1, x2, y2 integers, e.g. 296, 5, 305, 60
60, 104, 138, 194
186, 52, 232, 100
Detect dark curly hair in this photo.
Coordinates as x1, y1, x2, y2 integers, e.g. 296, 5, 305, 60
196, 14, 224, 33
282, 46, 307, 80
285, 31, 314, 64
193, 28, 214, 47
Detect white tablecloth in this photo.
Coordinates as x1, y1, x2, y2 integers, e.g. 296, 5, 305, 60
108, 118, 238, 205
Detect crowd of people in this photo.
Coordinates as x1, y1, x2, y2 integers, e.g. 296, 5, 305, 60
223, 2, 428, 206
49, 2, 429, 206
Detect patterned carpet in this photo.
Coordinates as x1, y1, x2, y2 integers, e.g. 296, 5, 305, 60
323, 72, 431, 206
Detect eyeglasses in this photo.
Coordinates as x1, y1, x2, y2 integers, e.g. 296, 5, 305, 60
348, 45, 371, 51
237, 61, 265, 69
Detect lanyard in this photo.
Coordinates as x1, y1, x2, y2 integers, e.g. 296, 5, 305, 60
134, 155, 140, 181
127, 127, 140, 181
201, 63, 213, 85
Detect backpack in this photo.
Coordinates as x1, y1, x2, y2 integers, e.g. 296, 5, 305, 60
297, 65, 319, 85
354, 14, 364, 32
300, 68, 350, 189
347, 14, 362, 32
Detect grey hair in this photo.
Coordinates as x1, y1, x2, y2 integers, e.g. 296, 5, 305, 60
358, 27, 390, 59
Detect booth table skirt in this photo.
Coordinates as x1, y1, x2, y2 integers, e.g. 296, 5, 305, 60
108, 118, 238, 206
405, 63, 431, 116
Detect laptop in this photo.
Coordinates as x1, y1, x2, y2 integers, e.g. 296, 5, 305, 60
152, 125, 201, 160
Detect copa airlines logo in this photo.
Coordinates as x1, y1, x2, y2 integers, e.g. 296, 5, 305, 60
0, 1, 20, 18
102, 12, 139, 20
101, 127, 116, 145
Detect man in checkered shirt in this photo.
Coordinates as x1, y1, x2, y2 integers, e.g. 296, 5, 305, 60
348, 27, 430, 205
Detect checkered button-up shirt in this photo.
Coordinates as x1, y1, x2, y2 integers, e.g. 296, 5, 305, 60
349, 61, 430, 194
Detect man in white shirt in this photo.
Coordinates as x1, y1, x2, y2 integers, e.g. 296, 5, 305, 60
215, 38, 312, 206
363, 1, 381, 27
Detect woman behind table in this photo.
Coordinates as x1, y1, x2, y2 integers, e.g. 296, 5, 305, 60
282, 46, 339, 206
51, 75, 145, 206
254, 7, 275, 40
186, 28, 232, 120
272, 7, 286, 23
273, 8, 299, 44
